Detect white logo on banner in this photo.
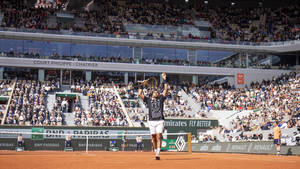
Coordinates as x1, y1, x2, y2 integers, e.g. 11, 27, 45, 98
161, 140, 167, 148
175, 136, 186, 151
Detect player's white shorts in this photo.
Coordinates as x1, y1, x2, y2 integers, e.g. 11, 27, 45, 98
148, 120, 164, 135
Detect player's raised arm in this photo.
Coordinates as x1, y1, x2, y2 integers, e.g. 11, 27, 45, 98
138, 81, 146, 100
162, 73, 168, 97
138, 88, 144, 100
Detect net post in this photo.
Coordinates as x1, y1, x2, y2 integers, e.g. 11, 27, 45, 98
187, 132, 192, 154
86, 135, 88, 154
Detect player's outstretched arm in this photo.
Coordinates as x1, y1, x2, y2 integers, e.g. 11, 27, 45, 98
162, 73, 168, 97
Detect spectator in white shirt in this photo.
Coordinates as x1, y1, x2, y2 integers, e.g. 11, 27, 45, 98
136, 135, 143, 152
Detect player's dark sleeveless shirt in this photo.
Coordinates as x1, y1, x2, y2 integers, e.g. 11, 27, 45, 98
143, 95, 166, 121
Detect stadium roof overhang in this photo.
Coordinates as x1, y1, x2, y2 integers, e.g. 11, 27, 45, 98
0, 31, 300, 54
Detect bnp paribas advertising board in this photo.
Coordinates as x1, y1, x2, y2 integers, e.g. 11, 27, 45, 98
0, 126, 152, 151
0, 119, 218, 151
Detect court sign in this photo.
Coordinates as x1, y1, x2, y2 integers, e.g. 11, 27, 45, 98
161, 139, 177, 151
161, 136, 186, 152
32, 128, 44, 140
165, 119, 219, 135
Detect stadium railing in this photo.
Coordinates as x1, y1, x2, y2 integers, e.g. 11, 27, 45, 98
0, 27, 298, 46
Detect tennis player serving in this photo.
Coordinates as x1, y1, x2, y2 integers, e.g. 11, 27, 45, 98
138, 73, 168, 160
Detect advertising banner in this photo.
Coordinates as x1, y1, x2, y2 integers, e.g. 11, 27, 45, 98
32, 128, 44, 140
0, 127, 151, 140
190, 141, 300, 155
0, 126, 152, 151
161, 139, 177, 151
165, 119, 218, 135
237, 73, 244, 85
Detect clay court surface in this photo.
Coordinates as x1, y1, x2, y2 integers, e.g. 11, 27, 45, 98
0, 151, 299, 169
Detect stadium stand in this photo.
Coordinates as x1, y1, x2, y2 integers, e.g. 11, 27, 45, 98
0, 0, 299, 42
0, 0, 299, 149
163, 85, 193, 118
70, 79, 129, 126
190, 72, 299, 111
199, 73, 300, 142
117, 82, 147, 127
227, 73, 298, 127
4, 80, 62, 125
3, 70, 298, 136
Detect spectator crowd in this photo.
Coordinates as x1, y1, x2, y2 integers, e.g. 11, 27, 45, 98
0, 71, 298, 146
190, 72, 300, 135
4, 80, 61, 125
71, 78, 129, 127
1, 0, 299, 43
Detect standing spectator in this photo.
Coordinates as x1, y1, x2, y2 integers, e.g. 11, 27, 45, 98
136, 135, 143, 152
65, 132, 72, 148
122, 130, 127, 151
61, 98, 68, 113
273, 121, 281, 156
17, 133, 23, 147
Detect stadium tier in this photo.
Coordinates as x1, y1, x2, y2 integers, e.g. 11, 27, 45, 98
1, 0, 299, 42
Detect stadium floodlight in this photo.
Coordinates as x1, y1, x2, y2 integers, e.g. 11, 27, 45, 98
231, 2, 235, 6
185, 0, 189, 2
204, 1, 208, 4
